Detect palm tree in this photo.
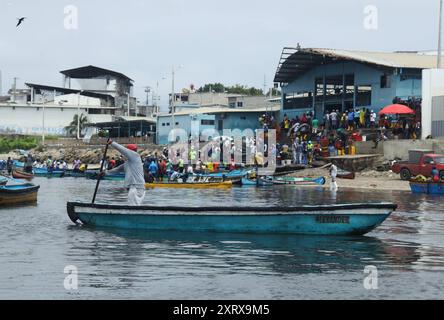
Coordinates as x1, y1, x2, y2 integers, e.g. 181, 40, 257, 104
65, 114, 89, 139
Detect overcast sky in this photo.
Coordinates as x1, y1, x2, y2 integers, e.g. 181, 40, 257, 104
0, 0, 441, 110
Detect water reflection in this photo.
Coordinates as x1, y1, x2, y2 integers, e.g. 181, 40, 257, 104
1, 177, 443, 299
66, 226, 422, 276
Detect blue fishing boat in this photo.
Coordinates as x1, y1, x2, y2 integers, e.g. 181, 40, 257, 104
0, 177, 8, 186
410, 181, 444, 194
241, 177, 273, 186
86, 171, 125, 181
241, 176, 325, 186
66, 202, 397, 236
0, 183, 40, 206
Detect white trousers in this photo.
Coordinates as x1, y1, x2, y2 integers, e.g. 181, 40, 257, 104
128, 186, 146, 206
330, 177, 338, 191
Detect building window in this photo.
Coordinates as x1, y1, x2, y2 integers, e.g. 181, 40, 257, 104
381, 75, 391, 88
356, 85, 372, 106
229, 102, 236, 108
283, 91, 313, 110
201, 120, 215, 125
162, 123, 165, 126
237, 102, 243, 107
176, 122, 179, 126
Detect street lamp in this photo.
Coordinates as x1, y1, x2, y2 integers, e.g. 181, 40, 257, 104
153, 76, 166, 115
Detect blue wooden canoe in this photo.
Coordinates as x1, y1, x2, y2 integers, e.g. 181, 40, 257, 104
67, 202, 397, 236
0, 183, 40, 206
410, 181, 444, 194
0, 177, 8, 186
241, 176, 325, 186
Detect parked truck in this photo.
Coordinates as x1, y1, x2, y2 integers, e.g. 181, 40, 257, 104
391, 149, 444, 180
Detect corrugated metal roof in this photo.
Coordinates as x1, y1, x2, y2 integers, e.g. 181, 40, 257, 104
274, 47, 442, 83
309, 48, 440, 68
60, 65, 133, 82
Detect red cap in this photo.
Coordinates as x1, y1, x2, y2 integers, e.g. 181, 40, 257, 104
126, 144, 138, 152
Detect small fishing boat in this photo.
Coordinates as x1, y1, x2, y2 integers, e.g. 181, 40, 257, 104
0, 183, 40, 206
66, 202, 397, 236
337, 170, 356, 180
241, 176, 325, 186
12, 170, 34, 181
145, 180, 233, 189
0, 177, 8, 186
266, 176, 326, 186
410, 181, 444, 194
86, 171, 125, 181
241, 177, 273, 186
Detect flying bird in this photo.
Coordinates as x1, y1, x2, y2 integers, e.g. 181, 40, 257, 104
16, 17, 26, 27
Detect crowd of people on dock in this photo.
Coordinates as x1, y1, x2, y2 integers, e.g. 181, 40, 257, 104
258, 105, 422, 166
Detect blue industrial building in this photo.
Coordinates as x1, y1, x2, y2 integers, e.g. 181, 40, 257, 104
156, 105, 279, 145
274, 48, 439, 120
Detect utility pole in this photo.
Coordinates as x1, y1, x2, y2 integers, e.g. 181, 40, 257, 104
144, 86, 151, 106
155, 81, 160, 114
77, 92, 81, 140
439, 0, 443, 68
171, 66, 175, 128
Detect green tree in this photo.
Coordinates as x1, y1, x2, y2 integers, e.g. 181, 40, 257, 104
65, 114, 89, 138
198, 83, 264, 96
197, 83, 226, 93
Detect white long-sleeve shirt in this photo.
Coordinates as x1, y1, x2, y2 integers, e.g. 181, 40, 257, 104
106, 142, 145, 190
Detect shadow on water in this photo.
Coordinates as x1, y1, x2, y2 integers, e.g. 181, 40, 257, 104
66, 224, 422, 276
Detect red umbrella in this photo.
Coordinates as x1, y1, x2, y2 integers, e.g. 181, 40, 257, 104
378, 104, 415, 115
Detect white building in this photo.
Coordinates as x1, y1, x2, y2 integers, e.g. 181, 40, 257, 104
0, 66, 147, 136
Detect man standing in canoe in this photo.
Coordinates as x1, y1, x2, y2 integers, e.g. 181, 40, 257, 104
101, 140, 146, 205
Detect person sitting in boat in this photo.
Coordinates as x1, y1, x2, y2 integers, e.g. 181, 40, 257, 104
6, 157, 13, 176
24, 154, 33, 174
101, 141, 146, 206
431, 167, 440, 183
169, 170, 181, 182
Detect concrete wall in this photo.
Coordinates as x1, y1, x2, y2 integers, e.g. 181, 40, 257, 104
215, 112, 264, 133
422, 69, 444, 139
382, 139, 444, 160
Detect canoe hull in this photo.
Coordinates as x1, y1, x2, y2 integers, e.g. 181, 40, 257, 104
12, 170, 34, 180
67, 202, 396, 236
0, 184, 40, 206
145, 181, 232, 189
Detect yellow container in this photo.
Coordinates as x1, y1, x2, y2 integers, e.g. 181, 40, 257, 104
350, 146, 356, 155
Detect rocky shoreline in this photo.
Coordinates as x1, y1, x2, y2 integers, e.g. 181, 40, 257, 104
0, 144, 165, 165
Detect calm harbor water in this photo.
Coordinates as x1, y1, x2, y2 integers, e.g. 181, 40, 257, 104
0, 177, 443, 299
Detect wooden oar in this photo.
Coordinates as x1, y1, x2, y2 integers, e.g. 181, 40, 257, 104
92, 139, 111, 204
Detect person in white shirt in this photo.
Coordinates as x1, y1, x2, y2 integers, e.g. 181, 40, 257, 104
370, 111, 377, 128
329, 164, 338, 191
